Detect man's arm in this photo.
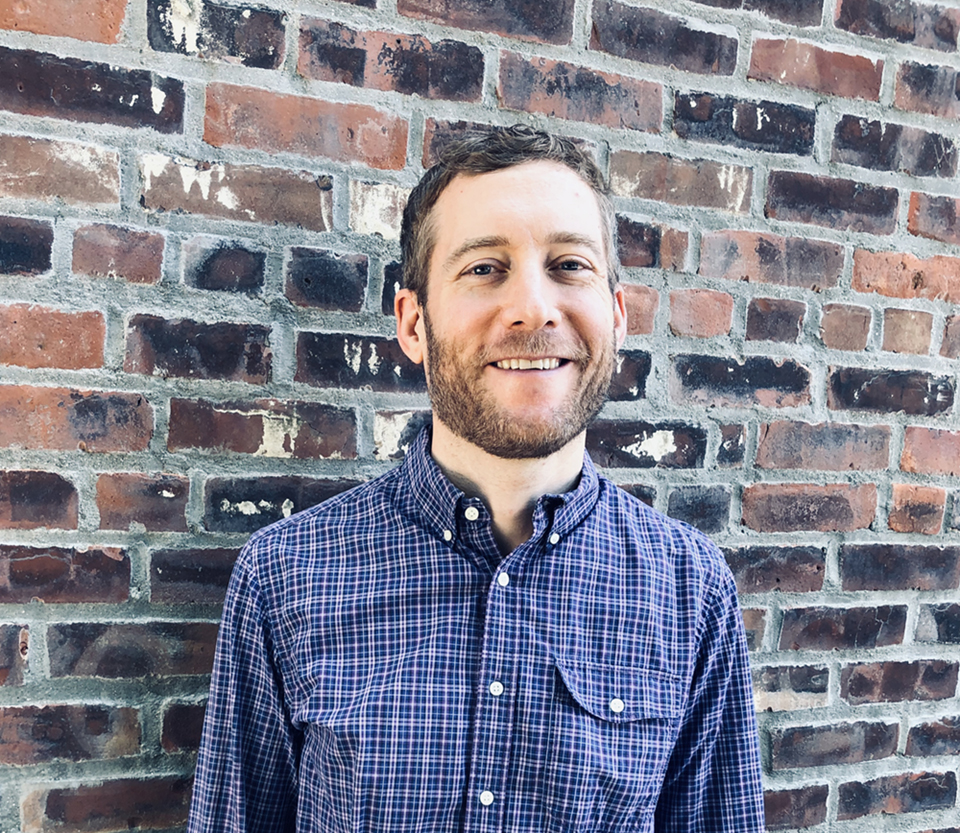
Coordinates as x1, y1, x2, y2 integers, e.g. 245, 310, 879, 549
188, 546, 301, 833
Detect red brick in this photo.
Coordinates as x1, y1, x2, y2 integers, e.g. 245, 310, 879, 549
821, 303, 871, 351
0, 386, 152, 452
0, 0, 127, 42
903, 426, 960, 476
622, 285, 659, 335
838, 771, 956, 820
749, 38, 883, 99
832, 114, 957, 178
883, 308, 933, 354
942, 314, 960, 358
140, 153, 333, 232
909, 192, 960, 245
836, 0, 960, 51
742, 609, 766, 651
671, 355, 811, 408
610, 151, 752, 213
97, 473, 189, 532
398, 0, 574, 44
0, 626, 28, 687
0, 216, 52, 276
0, 471, 77, 530
780, 605, 907, 650
618, 218, 687, 271
742, 483, 876, 532
746, 298, 805, 343
766, 170, 898, 234
753, 664, 829, 712
889, 483, 945, 534
0, 135, 119, 206
907, 717, 960, 757
0, 705, 139, 765
771, 720, 898, 769
895, 61, 960, 118
297, 332, 424, 392
764, 785, 829, 830
205, 84, 408, 171
286, 248, 367, 311
828, 367, 953, 416
0, 546, 129, 603
587, 421, 707, 469
669, 289, 733, 337
842, 543, 960, 591
842, 660, 958, 704
724, 545, 825, 593
757, 421, 890, 471
0, 305, 103, 369
162, 702, 205, 752
151, 548, 239, 605
854, 248, 960, 303
700, 231, 843, 290
72, 225, 165, 285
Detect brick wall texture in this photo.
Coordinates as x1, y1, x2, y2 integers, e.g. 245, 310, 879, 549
1, 0, 960, 830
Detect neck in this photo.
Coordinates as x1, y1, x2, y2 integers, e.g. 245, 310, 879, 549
429, 419, 585, 555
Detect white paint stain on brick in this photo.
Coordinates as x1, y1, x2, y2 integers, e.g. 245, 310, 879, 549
167, 0, 202, 53
623, 431, 677, 462
179, 163, 214, 201
151, 87, 167, 115
141, 153, 171, 190
718, 164, 749, 211
367, 343, 381, 376
344, 340, 362, 375
217, 186, 239, 210
55, 142, 113, 172
374, 411, 415, 460
349, 181, 408, 239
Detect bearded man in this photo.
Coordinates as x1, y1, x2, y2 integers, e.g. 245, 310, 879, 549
188, 125, 765, 833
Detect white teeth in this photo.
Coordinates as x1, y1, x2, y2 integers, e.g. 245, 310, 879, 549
495, 358, 561, 370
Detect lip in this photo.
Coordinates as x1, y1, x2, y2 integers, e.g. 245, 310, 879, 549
492, 357, 565, 370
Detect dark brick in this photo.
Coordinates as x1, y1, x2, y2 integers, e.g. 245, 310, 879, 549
743, 484, 876, 532
838, 772, 956, 820
0, 471, 77, 530
591, 1, 737, 75
746, 298, 806, 343
771, 721, 898, 769
842, 544, 960, 591
97, 473, 188, 532
0, 46, 183, 132
766, 170, 898, 234
0, 546, 129, 603
667, 485, 730, 533
204, 476, 361, 533
718, 424, 745, 467
907, 717, 960, 756
617, 217, 687, 270
73, 224, 165, 285
828, 366, 954, 415
296, 332, 425, 392
286, 248, 367, 311
148, 0, 285, 68
753, 665, 829, 711
909, 192, 960, 245
742, 609, 765, 651
841, 660, 958, 704
48, 622, 217, 678
397, 0, 574, 44
184, 239, 265, 293
671, 354, 810, 408
694, 0, 823, 25
0, 625, 27, 687
585, 421, 707, 469
821, 303, 871, 351
373, 410, 432, 461
895, 61, 960, 118
836, 0, 960, 51
0, 216, 52, 276
674, 93, 815, 155
151, 548, 240, 605
724, 546, 825, 593
780, 605, 907, 650
381, 261, 403, 316
756, 421, 890, 471
608, 351, 650, 401
162, 702, 205, 752
617, 484, 656, 507
764, 784, 829, 830
126, 315, 271, 383
919, 603, 960, 643
833, 114, 957, 178
0, 705, 140, 765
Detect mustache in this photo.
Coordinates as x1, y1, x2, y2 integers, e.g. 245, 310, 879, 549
477, 332, 592, 366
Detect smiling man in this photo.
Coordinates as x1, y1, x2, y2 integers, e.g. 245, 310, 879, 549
188, 126, 765, 833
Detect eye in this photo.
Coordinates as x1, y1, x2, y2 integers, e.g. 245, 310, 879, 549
554, 258, 591, 273
470, 263, 495, 275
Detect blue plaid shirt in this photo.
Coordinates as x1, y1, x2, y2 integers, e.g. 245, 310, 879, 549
188, 427, 764, 832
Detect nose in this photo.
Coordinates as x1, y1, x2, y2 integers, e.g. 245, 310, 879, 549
498, 260, 559, 331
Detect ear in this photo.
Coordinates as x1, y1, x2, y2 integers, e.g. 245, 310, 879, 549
612, 284, 628, 350
395, 288, 426, 365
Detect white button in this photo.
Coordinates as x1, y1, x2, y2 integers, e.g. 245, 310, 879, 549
609, 698, 625, 714
497, 572, 510, 587
464, 506, 480, 521
548, 532, 560, 545
479, 790, 495, 806
443, 529, 452, 542
489, 681, 504, 696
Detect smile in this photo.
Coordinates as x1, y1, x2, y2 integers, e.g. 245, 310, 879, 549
494, 358, 563, 370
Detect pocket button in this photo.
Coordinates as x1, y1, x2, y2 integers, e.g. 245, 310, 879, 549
609, 697, 625, 714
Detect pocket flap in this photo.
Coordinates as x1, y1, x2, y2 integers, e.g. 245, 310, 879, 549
555, 661, 682, 723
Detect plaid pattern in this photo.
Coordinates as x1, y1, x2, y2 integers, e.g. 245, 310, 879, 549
188, 428, 764, 832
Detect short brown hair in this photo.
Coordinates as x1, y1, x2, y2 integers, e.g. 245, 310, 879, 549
400, 124, 619, 303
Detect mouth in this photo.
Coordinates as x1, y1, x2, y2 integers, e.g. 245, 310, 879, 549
494, 357, 564, 370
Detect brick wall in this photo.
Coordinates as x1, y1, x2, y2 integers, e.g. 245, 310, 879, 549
0, 0, 959, 830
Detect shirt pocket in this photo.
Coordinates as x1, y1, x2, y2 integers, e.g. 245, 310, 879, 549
546, 661, 682, 833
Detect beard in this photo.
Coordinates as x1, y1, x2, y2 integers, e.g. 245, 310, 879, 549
422, 310, 616, 460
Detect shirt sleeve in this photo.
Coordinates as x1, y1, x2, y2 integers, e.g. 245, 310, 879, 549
654, 563, 765, 832
187, 545, 301, 833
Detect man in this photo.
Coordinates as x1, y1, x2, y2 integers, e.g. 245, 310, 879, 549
188, 125, 765, 832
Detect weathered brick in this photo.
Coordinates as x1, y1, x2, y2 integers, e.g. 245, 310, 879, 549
671, 355, 811, 408
895, 61, 960, 118
941, 315, 960, 357
718, 424, 746, 468
162, 702, 205, 752
0, 0, 127, 42
766, 170, 898, 234
749, 38, 883, 99
699, 230, 843, 290
833, 114, 957, 178
169, 398, 357, 459
674, 93, 815, 155
843, 543, 960, 591
622, 285, 659, 335
126, 315, 271, 383
617, 218, 687, 271
0, 386, 152, 452
299, 20, 483, 102
73, 225, 165, 285
909, 192, 960, 245
838, 772, 956, 820
828, 367, 954, 415
296, 332, 425, 392
821, 303, 871, 351
667, 485, 730, 533
610, 151, 752, 213
889, 483, 945, 534
608, 351, 651, 401
96, 473, 189, 532
746, 298, 805, 343
349, 180, 409, 239
902, 426, 960, 476
780, 605, 907, 650
0, 471, 77, 530
205, 476, 361, 533
757, 421, 890, 471
742, 609, 766, 651
586, 421, 707, 469
0, 216, 52, 276
617, 484, 656, 507
854, 249, 960, 304
140, 153, 333, 231
669, 289, 733, 338
907, 717, 960, 756
764, 784, 829, 830
743, 483, 876, 533
48, 622, 217, 678
286, 248, 367, 311
724, 546, 825, 593
148, 0, 285, 68
592, 1, 737, 75
381, 261, 403, 317
499, 52, 661, 132
151, 547, 240, 605
205, 83, 408, 171
841, 660, 958, 704
0, 626, 27, 687
695, 0, 824, 25
771, 721, 898, 769
373, 411, 432, 461
398, 0, 574, 44
0, 305, 104, 370
182, 237, 264, 293
0, 705, 139, 765
917, 603, 960, 644
753, 665, 829, 711
0, 46, 183, 132
836, 0, 960, 51
0, 546, 129, 604
0, 135, 119, 206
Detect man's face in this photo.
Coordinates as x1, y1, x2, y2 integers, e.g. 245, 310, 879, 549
397, 160, 627, 459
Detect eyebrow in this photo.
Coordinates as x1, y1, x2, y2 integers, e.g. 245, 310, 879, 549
441, 231, 605, 271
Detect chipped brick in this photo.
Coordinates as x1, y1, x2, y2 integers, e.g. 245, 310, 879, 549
0, 626, 27, 687
836, 0, 960, 51
349, 180, 409, 239
697, 0, 823, 26
0, 546, 129, 604
586, 421, 707, 469
286, 248, 367, 311
381, 260, 403, 316
766, 170, 898, 234
853, 248, 960, 303
718, 424, 746, 467
608, 351, 651, 401
753, 665, 829, 712
895, 60, 960, 118
373, 411, 432, 461
73, 225, 164, 284
907, 717, 960, 756
918, 603, 960, 643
